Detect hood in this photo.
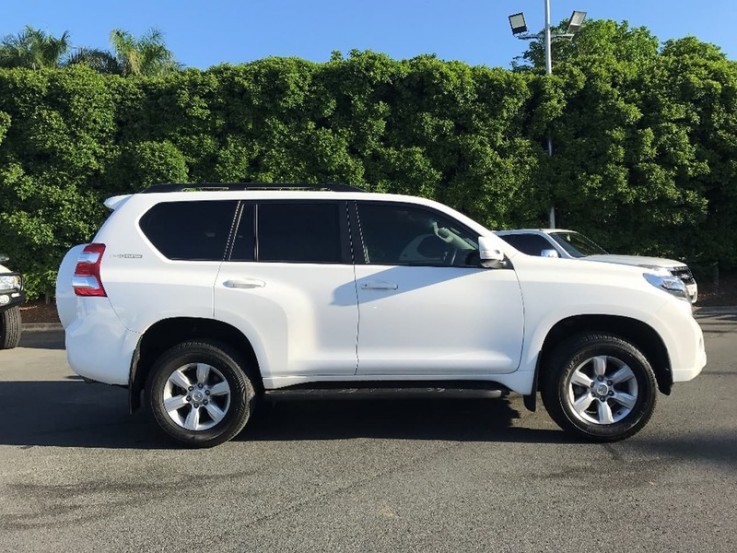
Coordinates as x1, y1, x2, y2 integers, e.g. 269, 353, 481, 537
584, 254, 684, 269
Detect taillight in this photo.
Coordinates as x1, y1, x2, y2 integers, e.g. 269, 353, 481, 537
73, 243, 107, 297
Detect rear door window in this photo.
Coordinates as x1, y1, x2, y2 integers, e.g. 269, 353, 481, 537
255, 202, 348, 264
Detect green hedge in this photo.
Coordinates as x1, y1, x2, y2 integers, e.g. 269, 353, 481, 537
1, 38, 736, 298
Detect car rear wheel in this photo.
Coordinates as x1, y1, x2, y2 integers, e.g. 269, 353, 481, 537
541, 333, 657, 442
0, 306, 22, 349
147, 340, 256, 448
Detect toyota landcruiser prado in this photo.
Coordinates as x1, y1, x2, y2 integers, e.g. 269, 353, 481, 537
56, 184, 706, 448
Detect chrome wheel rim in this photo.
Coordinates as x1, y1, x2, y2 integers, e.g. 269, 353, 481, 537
162, 363, 231, 431
566, 355, 638, 425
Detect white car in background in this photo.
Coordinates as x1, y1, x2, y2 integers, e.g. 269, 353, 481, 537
495, 229, 698, 304
0, 253, 23, 349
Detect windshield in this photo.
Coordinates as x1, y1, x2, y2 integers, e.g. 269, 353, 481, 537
549, 231, 608, 258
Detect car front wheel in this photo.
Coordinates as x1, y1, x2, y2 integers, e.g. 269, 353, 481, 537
147, 340, 256, 448
541, 333, 657, 442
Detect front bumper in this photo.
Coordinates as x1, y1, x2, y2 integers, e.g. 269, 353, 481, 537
0, 272, 24, 312
655, 300, 706, 383
685, 282, 698, 304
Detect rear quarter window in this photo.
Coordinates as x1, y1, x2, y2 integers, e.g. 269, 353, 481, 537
139, 200, 238, 261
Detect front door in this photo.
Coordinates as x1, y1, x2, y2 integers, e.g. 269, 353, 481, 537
353, 201, 524, 376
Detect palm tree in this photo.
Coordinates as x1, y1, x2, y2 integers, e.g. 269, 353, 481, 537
109, 28, 180, 77
65, 47, 122, 74
0, 26, 71, 69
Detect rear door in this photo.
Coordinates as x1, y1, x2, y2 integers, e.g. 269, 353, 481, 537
214, 200, 359, 380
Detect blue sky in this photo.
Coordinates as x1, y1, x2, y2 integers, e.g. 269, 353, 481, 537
4, 1, 737, 69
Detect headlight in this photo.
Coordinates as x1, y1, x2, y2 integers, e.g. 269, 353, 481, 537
643, 271, 688, 301
0, 274, 21, 291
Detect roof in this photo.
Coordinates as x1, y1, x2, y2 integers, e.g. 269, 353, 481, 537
142, 183, 366, 193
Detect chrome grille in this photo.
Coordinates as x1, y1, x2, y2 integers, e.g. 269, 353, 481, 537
669, 265, 695, 284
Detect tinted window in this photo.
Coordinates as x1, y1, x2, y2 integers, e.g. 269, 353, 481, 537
498, 234, 554, 256
356, 203, 478, 267
257, 203, 343, 263
549, 231, 608, 257
139, 200, 237, 261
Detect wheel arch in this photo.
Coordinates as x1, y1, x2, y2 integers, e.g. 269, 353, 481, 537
526, 314, 672, 411
128, 317, 263, 413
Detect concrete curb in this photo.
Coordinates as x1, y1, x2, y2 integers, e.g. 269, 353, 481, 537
22, 322, 63, 332
694, 306, 737, 316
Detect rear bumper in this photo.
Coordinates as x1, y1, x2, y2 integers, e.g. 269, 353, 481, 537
64, 298, 140, 386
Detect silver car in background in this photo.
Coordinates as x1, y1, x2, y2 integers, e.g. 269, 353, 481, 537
495, 229, 698, 303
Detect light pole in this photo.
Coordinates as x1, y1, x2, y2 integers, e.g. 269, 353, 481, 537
509, 4, 587, 228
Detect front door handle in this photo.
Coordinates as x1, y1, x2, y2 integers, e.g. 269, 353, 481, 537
361, 281, 398, 290
223, 279, 266, 289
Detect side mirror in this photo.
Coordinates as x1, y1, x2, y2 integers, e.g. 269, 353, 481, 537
478, 236, 506, 269
541, 249, 560, 258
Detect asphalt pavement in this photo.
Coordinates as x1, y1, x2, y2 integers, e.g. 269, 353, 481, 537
1, 313, 735, 553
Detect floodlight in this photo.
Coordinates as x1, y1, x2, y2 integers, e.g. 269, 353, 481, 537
508, 13, 528, 35
566, 11, 587, 34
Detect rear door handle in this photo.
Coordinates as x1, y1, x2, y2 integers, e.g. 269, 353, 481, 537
361, 281, 398, 290
223, 279, 266, 289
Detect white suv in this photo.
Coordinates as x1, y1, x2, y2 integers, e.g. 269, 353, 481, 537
56, 184, 706, 448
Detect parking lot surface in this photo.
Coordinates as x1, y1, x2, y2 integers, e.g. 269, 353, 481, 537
1, 313, 735, 553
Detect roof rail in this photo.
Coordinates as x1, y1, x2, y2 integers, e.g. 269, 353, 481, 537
142, 183, 366, 193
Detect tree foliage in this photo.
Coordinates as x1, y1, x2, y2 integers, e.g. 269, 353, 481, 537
518, 20, 737, 263
108, 28, 180, 76
0, 21, 736, 298
0, 25, 180, 77
0, 26, 71, 69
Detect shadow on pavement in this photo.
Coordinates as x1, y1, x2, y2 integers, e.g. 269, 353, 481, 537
5, 381, 732, 467
0, 380, 571, 448
241, 395, 568, 444
0, 381, 166, 449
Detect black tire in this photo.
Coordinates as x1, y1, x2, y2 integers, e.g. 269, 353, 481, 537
146, 340, 256, 448
541, 333, 657, 442
0, 306, 22, 349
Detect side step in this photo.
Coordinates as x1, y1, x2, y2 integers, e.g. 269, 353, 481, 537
264, 381, 509, 400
